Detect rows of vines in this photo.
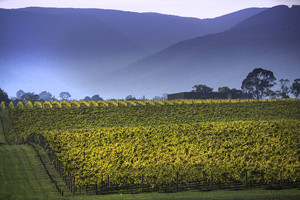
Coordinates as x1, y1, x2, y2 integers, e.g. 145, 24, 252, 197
1, 99, 300, 190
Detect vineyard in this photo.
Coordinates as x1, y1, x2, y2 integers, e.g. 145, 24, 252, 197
1, 99, 300, 194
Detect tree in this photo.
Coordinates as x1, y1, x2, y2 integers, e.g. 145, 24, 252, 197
277, 79, 290, 98
0, 88, 10, 104
91, 95, 103, 101
84, 96, 91, 101
39, 91, 53, 101
192, 84, 213, 93
125, 95, 136, 100
59, 92, 71, 101
218, 86, 230, 93
152, 96, 164, 100
291, 78, 300, 98
265, 89, 278, 99
20, 93, 40, 103
241, 68, 276, 99
16, 90, 25, 99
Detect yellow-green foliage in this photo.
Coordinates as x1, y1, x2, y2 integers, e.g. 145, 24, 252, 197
70, 101, 80, 108
52, 101, 62, 108
16, 101, 24, 109
117, 100, 127, 106
7, 99, 300, 187
106, 100, 118, 106
147, 100, 156, 106
8, 101, 14, 109
136, 101, 146, 106
126, 101, 137, 106
163, 100, 174, 105
89, 100, 98, 107
0, 101, 5, 110
61, 101, 70, 108
153, 100, 164, 105
44, 120, 299, 187
79, 100, 90, 108
97, 101, 108, 107
25, 101, 33, 109
43, 101, 52, 109
34, 101, 43, 108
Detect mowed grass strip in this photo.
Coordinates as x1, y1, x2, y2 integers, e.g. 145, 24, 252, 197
68, 188, 300, 200
0, 144, 64, 200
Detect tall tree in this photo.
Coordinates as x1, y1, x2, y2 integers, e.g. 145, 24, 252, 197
20, 93, 40, 103
218, 86, 231, 93
192, 84, 213, 93
84, 96, 91, 101
39, 91, 53, 101
277, 79, 290, 98
241, 68, 276, 99
16, 90, 25, 99
125, 95, 136, 100
0, 88, 10, 104
291, 78, 300, 98
91, 95, 103, 101
59, 92, 71, 101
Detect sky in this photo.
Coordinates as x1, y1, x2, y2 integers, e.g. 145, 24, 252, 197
0, 0, 299, 18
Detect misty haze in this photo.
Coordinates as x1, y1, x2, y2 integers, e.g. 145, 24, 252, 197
1, 5, 299, 99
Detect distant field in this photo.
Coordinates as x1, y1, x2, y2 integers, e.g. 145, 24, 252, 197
1, 99, 300, 198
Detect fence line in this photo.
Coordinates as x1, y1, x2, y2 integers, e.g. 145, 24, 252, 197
26, 134, 65, 196
25, 133, 300, 196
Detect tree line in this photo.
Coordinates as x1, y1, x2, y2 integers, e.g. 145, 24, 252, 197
0, 68, 299, 104
192, 68, 300, 99
0, 90, 105, 105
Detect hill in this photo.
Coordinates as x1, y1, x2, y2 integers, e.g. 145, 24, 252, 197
101, 5, 300, 98
0, 7, 265, 98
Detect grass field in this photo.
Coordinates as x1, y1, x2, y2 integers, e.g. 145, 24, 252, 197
0, 145, 65, 200
0, 114, 65, 200
68, 189, 300, 200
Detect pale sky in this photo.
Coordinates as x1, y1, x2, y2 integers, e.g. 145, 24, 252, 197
0, 0, 299, 18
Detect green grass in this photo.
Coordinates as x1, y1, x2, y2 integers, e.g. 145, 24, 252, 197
67, 189, 300, 200
0, 113, 64, 199
0, 144, 65, 200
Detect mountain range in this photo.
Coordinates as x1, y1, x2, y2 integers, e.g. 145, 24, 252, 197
98, 5, 300, 98
1, 6, 299, 99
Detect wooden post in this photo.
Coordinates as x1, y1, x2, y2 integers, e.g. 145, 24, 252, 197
176, 172, 179, 192
107, 175, 110, 194
245, 171, 248, 188
95, 183, 98, 195
280, 171, 283, 187
70, 174, 72, 193
210, 171, 213, 190
73, 177, 76, 194
141, 174, 144, 193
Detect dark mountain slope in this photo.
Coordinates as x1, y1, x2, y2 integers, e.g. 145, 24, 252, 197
102, 5, 300, 98
0, 8, 146, 75
0, 7, 266, 98
21, 7, 266, 53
